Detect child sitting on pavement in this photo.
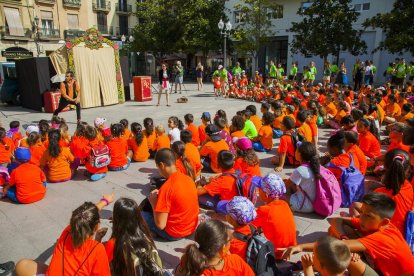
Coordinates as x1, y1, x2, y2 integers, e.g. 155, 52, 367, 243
233, 137, 261, 176
199, 124, 229, 173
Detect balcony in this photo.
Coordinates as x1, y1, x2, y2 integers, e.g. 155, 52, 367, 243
38, 28, 60, 40
93, 1, 111, 13
97, 24, 109, 35
63, 0, 81, 8
64, 29, 86, 39
0, 26, 32, 40
115, 27, 133, 36
35, 0, 55, 4
115, 3, 132, 14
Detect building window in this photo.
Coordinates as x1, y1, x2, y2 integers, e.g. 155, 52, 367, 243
301, 2, 314, 11
234, 11, 245, 24
266, 5, 283, 20
119, 15, 128, 35
67, 14, 79, 29
41, 11, 53, 35
97, 12, 107, 33
354, 3, 370, 12
3, 7, 25, 36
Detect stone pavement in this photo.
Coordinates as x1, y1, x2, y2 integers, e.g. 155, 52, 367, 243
0, 83, 340, 270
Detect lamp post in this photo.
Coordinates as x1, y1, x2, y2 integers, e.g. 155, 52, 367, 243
33, 15, 41, 57
218, 19, 232, 69
121, 34, 135, 80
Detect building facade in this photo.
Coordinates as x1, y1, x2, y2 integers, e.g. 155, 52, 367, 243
0, 0, 138, 62
225, 0, 413, 83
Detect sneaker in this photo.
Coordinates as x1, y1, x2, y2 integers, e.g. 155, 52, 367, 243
90, 173, 106, 181
0, 261, 15, 276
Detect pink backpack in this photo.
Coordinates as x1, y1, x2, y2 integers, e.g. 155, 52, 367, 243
301, 164, 342, 217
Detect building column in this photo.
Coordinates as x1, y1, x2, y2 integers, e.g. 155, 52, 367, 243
372, 29, 383, 83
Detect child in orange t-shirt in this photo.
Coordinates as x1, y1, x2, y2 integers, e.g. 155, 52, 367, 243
297, 110, 313, 142
120, 118, 132, 142
199, 125, 230, 173
58, 122, 71, 148
272, 116, 297, 172
252, 111, 274, 152
106, 123, 130, 171
172, 141, 196, 180
7, 120, 22, 148
40, 129, 77, 183
197, 150, 238, 213
180, 130, 202, 177
4, 147, 46, 204
271, 101, 285, 138
357, 118, 381, 159
184, 113, 200, 146
329, 101, 348, 129
143, 117, 156, 157
69, 122, 89, 161
152, 124, 170, 152
82, 126, 108, 181
26, 131, 46, 166
127, 122, 149, 162
344, 131, 367, 175
0, 127, 15, 166
230, 115, 245, 139
324, 95, 338, 124
253, 173, 297, 259
199, 112, 211, 144
233, 137, 261, 176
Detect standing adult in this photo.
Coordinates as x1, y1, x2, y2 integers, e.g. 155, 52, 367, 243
337, 62, 348, 86
276, 62, 285, 81
232, 62, 242, 76
354, 61, 364, 91
196, 62, 204, 91
364, 60, 373, 86
268, 60, 277, 83
53, 71, 81, 124
289, 62, 298, 81
396, 58, 408, 90
330, 62, 339, 85
352, 59, 360, 89
370, 60, 376, 85
174, 61, 184, 94
323, 61, 331, 88
309, 61, 317, 85
157, 63, 171, 107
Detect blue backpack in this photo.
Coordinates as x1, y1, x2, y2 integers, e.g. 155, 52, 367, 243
221, 171, 261, 204
405, 210, 414, 256
327, 154, 364, 207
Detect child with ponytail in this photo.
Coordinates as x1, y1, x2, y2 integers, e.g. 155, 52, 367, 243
350, 149, 413, 235
176, 220, 254, 276
285, 141, 320, 213
40, 129, 77, 183
168, 116, 184, 144
107, 123, 130, 171
172, 141, 195, 180
234, 137, 261, 176
127, 122, 149, 162
144, 117, 156, 157
0, 127, 15, 167
26, 131, 46, 166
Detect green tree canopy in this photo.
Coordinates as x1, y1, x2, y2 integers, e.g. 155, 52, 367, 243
364, 0, 414, 55
288, 0, 366, 62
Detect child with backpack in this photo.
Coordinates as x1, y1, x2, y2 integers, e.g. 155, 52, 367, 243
176, 220, 254, 276
272, 116, 298, 172
252, 111, 274, 152
84, 126, 109, 181
300, 236, 351, 276
106, 123, 130, 171
127, 122, 149, 162
233, 137, 261, 176
253, 173, 297, 259
344, 131, 367, 175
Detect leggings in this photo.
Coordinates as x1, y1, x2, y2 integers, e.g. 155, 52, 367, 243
53, 98, 81, 120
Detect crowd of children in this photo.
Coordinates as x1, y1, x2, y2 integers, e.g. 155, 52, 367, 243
3, 76, 414, 275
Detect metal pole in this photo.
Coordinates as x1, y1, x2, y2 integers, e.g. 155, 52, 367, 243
224, 34, 227, 68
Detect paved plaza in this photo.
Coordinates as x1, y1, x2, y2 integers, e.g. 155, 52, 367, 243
0, 83, 339, 270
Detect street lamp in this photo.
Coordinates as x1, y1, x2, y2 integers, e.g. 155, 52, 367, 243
218, 19, 232, 68
33, 15, 41, 57
121, 34, 135, 79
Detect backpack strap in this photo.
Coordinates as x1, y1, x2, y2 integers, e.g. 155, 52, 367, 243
233, 224, 256, 242
74, 241, 100, 275
348, 153, 355, 167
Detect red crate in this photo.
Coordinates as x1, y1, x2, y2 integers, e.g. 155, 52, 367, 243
43, 91, 70, 113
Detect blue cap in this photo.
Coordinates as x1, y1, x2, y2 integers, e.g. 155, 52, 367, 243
15, 147, 31, 162
201, 112, 211, 120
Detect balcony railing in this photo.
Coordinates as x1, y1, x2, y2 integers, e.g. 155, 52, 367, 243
64, 29, 86, 39
115, 27, 133, 36
38, 28, 60, 40
97, 24, 109, 34
63, 0, 81, 8
0, 26, 32, 39
35, 0, 56, 4
115, 3, 132, 14
93, 0, 111, 13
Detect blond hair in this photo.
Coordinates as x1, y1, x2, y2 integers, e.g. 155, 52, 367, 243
155, 124, 165, 134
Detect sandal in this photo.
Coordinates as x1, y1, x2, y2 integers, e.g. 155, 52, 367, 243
167, 104, 171, 107
156, 103, 160, 106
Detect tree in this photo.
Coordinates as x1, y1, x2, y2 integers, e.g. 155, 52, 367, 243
134, 0, 227, 60
288, 0, 366, 64
233, 0, 282, 71
364, 0, 414, 55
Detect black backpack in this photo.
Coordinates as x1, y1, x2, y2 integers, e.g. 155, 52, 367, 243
234, 225, 279, 276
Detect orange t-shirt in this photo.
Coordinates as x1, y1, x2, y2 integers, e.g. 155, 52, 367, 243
376, 104, 385, 125
278, 134, 295, 165
252, 200, 297, 259
199, 139, 230, 173
273, 114, 285, 129
144, 130, 156, 150
358, 132, 381, 158
176, 158, 197, 178
84, 139, 108, 175
230, 224, 252, 261
184, 143, 202, 176
351, 218, 414, 276
309, 115, 318, 140
128, 136, 150, 162
204, 169, 239, 200
186, 123, 200, 146
298, 123, 312, 142
328, 153, 360, 182
386, 102, 402, 117
70, 136, 89, 159
202, 254, 254, 276
46, 226, 110, 276
104, 238, 115, 263
0, 137, 14, 164
387, 141, 410, 153
347, 144, 367, 175
8, 163, 46, 204
28, 142, 46, 166
12, 131, 22, 148
40, 147, 74, 182
106, 137, 128, 168
155, 171, 199, 238
325, 102, 338, 116
399, 112, 414, 123
234, 158, 261, 176
198, 124, 207, 144
335, 110, 347, 123
375, 180, 413, 234
152, 134, 170, 152
250, 115, 262, 132
258, 125, 273, 150
120, 128, 132, 142
230, 130, 245, 139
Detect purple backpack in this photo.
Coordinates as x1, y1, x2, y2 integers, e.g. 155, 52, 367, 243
301, 164, 342, 217
227, 71, 233, 82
